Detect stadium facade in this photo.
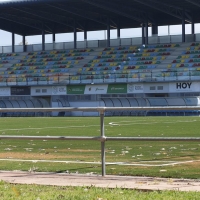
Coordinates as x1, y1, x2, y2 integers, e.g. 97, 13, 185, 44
0, 0, 200, 116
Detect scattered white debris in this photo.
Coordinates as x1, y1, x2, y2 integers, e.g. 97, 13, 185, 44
4, 148, 12, 151
190, 148, 198, 150
24, 148, 33, 151
121, 151, 129, 154
170, 147, 177, 150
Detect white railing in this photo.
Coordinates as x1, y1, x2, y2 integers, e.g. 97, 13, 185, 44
1, 106, 200, 176
1, 33, 199, 53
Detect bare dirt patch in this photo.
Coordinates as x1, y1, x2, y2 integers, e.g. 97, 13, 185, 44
183, 160, 200, 168
58, 149, 100, 152
0, 152, 98, 160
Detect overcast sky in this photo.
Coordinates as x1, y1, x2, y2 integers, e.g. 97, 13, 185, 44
0, 23, 200, 46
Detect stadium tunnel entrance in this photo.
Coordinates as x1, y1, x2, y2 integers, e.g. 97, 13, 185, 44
0, 98, 50, 117
57, 96, 200, 117
0, 96, 199, 117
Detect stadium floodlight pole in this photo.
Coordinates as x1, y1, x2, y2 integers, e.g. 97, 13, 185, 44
99, 108, 106, 176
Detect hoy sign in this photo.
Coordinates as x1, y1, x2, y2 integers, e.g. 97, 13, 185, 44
176, 82, 192, 89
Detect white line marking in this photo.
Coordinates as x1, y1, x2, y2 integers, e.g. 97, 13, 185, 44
0, 125, 100, 132
108, 120, 197, 126
0, 159, 199, 167
0, 119, 197, 131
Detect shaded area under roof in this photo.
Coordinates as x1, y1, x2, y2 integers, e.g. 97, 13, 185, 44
0, 0, 199, 36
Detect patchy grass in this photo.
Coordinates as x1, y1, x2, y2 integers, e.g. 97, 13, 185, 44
0, 181, 200, 200
0, 117, 200, 178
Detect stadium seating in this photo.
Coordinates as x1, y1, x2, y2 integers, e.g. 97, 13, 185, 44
2, 43, 200, 85
0, 42, 200, 117
76, 43, 181, 83
0, 48, 94, 85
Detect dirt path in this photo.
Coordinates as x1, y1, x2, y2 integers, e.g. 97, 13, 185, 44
1, 171, 200, 191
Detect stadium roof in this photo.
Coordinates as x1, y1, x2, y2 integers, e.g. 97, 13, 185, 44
0, 0, 200, 36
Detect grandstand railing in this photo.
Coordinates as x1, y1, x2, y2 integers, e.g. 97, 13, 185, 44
1, 33, 200, 53
0, 106, 200, 176
1, 71, 200, 86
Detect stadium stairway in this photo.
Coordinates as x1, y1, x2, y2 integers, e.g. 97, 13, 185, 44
67, 48, 105, 74
161, 42, 192, 63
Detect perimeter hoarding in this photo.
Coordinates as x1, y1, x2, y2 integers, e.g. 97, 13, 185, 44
127, 83, 144, 93
107, 84, 127, 94
11, 86, 30, 95
67, 85, 85, 94
66, 84, 127, 94
84, 85, 107, 94
169, 82, 199, 92
0, 87, 10, 96
52, 86, 66, 95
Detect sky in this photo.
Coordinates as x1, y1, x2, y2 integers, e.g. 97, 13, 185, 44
1, 23, 200, 46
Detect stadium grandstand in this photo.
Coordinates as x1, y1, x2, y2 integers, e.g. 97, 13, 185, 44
0, 0, 200, 117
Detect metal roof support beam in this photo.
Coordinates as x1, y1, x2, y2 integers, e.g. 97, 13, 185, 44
142, 23, 145, 45
107, 17, 110, 47
11, 7, 75, 30
84, 22, 87, 41
74, 19, 77, 49
145, 20, 148, 45
182, 10, 185, 43
152, 24, 158, 35
191, 17, 195, 34
82, 0, 147, 23
186, 0, 199, 36
42, 25, 45, 51
23, 35, 26, 52
150, 0, 190, 12
52, 23, 56, 43
84, 22, 87, 48
12, 32, 15, 53
185, 0, 200, 8
52, 31, 56, 43
46, 4, 108, 26
133, 0, 192, 23
117, 19, 120, 39
0, 15, 50, 33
